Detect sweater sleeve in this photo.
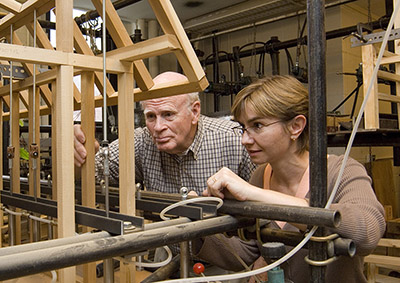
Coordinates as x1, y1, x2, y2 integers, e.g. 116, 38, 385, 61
192, 235, 260, 271
327, 155, 386, 255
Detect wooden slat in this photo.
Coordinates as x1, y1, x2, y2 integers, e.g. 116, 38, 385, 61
0, 97, 3, 248
28, 86, 40, 198
9, 28, 53, 106
106, 34, 181, 61
362, 44, 379, 129
11, 90, 21, 245
90, 0, 153, 91
0, 0, 54, 38
55, 0, 75, 281
0, 42, 131, 73
72, 20, 115, 98
364, 254, 400, 269
395, 0, 400, 130
377, 70, 400, 82
80, 71, 97, 283
377, 238, 400, 248
133, 76, 209, 102
148, 0, 206, 82
378, 93, 400, 103
0, 0, 22, 14
117, 64, 137, 283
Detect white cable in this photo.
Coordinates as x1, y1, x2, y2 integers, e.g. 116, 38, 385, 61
159, 197, 223, 221
50, 270, 57, 283
135, 246, 173, 268
159, 3, 400, 281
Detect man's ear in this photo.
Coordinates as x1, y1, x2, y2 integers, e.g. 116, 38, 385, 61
289, 115, 307, 139
191, 101, 201, 123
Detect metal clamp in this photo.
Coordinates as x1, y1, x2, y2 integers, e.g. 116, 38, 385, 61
30, 143, 39, 158
7, 146, 15, 159
304, 255, 338, 266
237, 228, 250, 242
307, 233, 339, 243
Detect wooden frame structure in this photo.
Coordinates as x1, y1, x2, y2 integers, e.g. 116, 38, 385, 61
0, 0, 207, 281
361, 2, 400, 130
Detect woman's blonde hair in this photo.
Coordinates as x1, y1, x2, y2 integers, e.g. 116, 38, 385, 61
232, 75, 309, 153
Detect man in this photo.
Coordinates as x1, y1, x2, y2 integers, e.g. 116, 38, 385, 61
74, 71, 256, 195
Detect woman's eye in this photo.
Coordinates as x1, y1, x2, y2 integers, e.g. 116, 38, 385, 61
254, 122, 263, 129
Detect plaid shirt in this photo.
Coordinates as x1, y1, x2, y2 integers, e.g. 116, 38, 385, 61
95, 115, 256, 195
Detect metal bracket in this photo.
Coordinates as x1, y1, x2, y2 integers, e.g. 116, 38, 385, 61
0, 64, 28, 79
7, 146, 15, 159
351, 28, 400, 47
29, 144, 39, 159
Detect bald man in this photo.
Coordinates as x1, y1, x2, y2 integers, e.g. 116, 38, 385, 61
74, 71, 256, 195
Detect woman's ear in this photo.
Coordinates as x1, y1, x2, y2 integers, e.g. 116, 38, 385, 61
289, 115, 307, 139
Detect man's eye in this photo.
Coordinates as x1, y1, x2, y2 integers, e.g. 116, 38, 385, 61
146, 114, 156, 121
163, 112, 175, 120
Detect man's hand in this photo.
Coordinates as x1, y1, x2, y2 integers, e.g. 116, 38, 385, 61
74, 124, 99, 167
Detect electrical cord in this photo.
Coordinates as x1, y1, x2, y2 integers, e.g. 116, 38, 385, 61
159, 197, 223, 221
136, 246, 173, 269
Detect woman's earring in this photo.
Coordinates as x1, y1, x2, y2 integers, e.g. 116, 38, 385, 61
291, 136, 296, 141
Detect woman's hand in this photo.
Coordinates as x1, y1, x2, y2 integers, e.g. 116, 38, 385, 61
203, 167, 256, 201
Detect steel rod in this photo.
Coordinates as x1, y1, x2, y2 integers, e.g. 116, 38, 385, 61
307, 0, 328, 282
219, 199, 340, 228
0, 216, 254, 281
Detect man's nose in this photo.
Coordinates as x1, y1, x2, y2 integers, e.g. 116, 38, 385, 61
154, 116, 166, 130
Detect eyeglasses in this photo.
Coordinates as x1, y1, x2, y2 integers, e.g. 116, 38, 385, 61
232, 120, 282, 136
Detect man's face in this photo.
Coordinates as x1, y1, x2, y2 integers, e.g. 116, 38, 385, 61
143, 95, 200, 154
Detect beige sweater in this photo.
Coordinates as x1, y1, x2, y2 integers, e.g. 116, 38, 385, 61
194, 155, 386, 283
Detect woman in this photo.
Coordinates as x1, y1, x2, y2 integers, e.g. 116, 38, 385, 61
195, 75, 386, 282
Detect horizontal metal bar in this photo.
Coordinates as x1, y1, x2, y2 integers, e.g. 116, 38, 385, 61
219, 199, 340, 228
0, 215, 254, 281
351, 28, 400, 47
0, 191, 144, 234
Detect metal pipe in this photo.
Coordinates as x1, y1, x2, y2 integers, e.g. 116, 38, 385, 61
307, 0, 328, 281
0, 216, 254, 281
200, 17, 390, 66
179, 241, 190, 278
0, 231, 110, 256
219, 199, 340, 228
141, 255, 180, 283
257, 228, 355, 257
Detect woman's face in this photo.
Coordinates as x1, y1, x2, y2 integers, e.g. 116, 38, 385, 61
237, 107, 291, 165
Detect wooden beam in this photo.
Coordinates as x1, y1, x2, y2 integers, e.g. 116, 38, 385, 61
117, 64, 137, 282
11, 90, 21, 245
28, 86, 40, 200
0, 0, 22, 14
55, 0, 75, 281
8, 29, 53, 106
132, 76, 209, 102
148, 0, 206, 82
0, 43, 131, 73
0, 95, 3, 248
378, 93, 400, 103
377, 70, 400, 82
0, 0, 54, 38
80, 71, 97, 282
90, 0, 153, 91
362, 44, 379, 129
72, 20, 115, 98
106, 34, 181, 61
